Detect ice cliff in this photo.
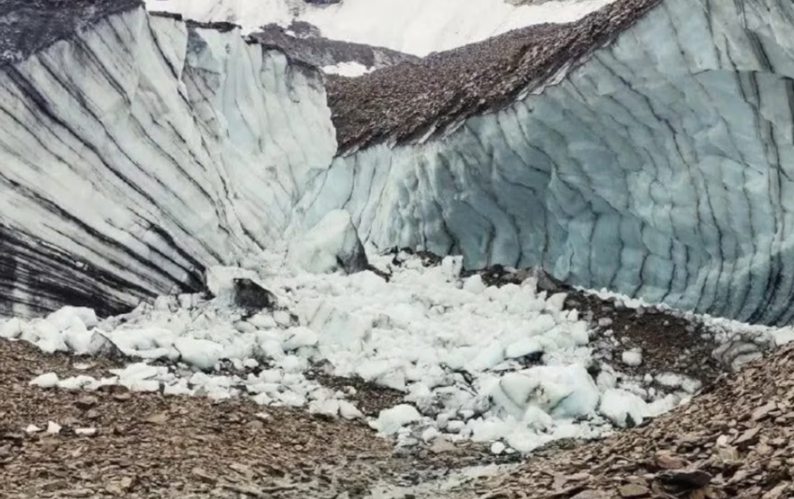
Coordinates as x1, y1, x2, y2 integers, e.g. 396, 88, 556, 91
4, 0, 794, 326
299, 0, 794, 325
0, 0, 335, 317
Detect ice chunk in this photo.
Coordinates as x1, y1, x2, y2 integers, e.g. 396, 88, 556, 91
0, 318, 23, 339
491, 365, 598, 419
339, 400, 364, 420
599, 388, 650, 427
504, 338, 543, 360
206, 266, 258, 298
282, 327, 319, 350
491, 442, 506, 455
621, 349, 643, 367
46, 307, 98, 331
30, 372, 59, 388
289, 210, 369, 274
462, 275, 487, 294
373, 404, 421, 435
174, 338, 224, 370
771, 328, 794, 347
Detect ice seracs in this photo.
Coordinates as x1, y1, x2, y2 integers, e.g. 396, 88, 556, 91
0, 3, 336, 318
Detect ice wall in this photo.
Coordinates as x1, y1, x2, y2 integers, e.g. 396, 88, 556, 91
299, 0, 794, 325
0, 7, 336, 317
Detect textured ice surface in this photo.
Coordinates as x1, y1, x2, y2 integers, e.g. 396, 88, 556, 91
299, 0, 794, 325
0, 7, 335, 317
146, 0, 617, 56
7, 0, 794, 327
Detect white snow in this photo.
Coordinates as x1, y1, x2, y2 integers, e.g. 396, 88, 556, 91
322, 61, 372, 77
146, 0, 618, 56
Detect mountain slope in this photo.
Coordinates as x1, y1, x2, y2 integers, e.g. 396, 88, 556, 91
146, 0, 619, 56
299, 0, 794, 325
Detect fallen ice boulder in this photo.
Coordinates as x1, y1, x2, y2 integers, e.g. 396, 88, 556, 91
372, 404, 422, 435
174, 338, 225, 371
598, 388, 650, 428
490, 365, 599, 420
289, 210, 369, 274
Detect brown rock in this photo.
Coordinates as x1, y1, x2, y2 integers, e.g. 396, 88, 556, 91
191, 467, 216, 484
762, 482, 791, 499
112, 392, 131, 402
75, 396, 98, 410
655, 451, 688, 470
752, 402, 777, 422
619, 483, 651, 498
144, 412, 169, 425
734, 427, 761, 447
659, 469, 712, 489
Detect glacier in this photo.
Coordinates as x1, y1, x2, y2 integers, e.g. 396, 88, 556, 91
0, 2, 335, 317
4, 0, 794, 327
299, 0, 794, 325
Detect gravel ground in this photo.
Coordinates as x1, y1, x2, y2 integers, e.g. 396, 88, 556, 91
0, 340, 509, 498
0, 263, 778, 499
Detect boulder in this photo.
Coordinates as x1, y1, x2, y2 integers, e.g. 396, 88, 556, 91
233, 279, 276, 312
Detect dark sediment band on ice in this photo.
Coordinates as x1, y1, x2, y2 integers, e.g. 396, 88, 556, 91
0, 0, 143, 66
301, 0, 794, 325
0, 0, 336, 318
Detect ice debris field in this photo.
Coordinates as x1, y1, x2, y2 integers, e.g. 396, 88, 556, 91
4, 233, 793, 455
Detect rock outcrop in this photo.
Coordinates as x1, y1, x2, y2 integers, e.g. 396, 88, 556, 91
251, 21, 418, 73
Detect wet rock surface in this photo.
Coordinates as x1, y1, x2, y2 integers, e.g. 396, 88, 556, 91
232, 279, 277, 312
